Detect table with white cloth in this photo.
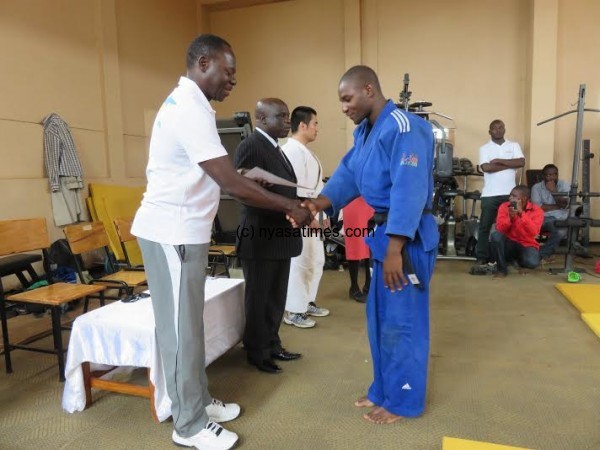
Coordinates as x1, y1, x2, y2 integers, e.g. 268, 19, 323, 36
62, 277, 245, 421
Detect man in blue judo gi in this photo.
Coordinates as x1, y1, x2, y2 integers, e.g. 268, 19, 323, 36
298, 65, 439, 424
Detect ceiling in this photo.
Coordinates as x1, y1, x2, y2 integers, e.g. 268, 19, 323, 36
199, 0, 290, 12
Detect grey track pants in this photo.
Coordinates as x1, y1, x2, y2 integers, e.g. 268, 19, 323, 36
137, 238, 211, 437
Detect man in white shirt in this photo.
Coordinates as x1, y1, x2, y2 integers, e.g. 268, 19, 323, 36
471, 119, 525, 274
281, 106, 330, 328
132, 34, 311, 450
531, 163, 570, 261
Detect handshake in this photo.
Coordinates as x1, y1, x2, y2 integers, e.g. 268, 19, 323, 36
286, 199, 322, 228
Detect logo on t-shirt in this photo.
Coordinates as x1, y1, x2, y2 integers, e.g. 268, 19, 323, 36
400, 153, 419, 167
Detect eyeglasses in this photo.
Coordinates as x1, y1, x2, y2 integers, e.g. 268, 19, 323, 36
122, 292, 150, 303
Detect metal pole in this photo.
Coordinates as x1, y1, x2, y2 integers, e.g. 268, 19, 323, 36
581, 139, 591, 248
569, 84, 586, 215
558, 85, 586, 273
537, 84, 600, 274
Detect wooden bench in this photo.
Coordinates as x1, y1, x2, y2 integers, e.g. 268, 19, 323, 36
0, 218, 107, 381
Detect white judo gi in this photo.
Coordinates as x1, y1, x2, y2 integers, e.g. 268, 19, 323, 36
282, 137, 326, 314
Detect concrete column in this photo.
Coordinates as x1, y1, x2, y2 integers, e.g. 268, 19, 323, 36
94, 0, 126, 179
196, 1, 210, 34
343, 0, 362, 149
528, 0, 559, 170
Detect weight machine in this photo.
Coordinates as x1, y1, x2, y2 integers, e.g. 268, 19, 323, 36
537, 84, 600, 274
398, 74, 482, 260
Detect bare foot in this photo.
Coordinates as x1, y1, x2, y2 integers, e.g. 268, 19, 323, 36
354, 396, 375, 408
518, 269, 529, 276
492, 272, 507, 280
363, 407, 403, 424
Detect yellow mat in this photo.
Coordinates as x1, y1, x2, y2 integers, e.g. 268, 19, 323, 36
582, 314, 600, 339
555, 283, 600, 313
443, 437, 533, 450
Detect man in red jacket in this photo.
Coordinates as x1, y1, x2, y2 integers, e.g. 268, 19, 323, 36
490, 185, 544, 278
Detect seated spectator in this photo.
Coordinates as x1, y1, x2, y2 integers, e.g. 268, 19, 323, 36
530, 164, 569, 262
490, 185, 544, 278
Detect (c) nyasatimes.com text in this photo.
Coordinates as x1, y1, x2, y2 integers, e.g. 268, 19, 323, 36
235, 226, 375, 240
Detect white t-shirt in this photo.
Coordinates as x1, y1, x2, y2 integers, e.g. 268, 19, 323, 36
479, 139, 524, 197
281, 137, 324, 199
131, 77, 227, 245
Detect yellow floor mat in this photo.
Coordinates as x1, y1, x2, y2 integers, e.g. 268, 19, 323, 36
555, 283, 600, 313
443, 437, 532, 450
582, 314, 600, 339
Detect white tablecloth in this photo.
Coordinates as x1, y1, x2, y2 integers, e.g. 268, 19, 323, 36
62, 277, 245, 421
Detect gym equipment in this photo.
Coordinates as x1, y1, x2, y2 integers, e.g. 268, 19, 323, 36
556, 283, 600, 313
537, 84, 600, 274
397, 74, 481, 260
398, 73, 411, 111
443, 436, 533, 450
556, 283, 600, 340
217, 111, 252, 163
215, 112, 254, 244
567, 271, 581, 283
433, 161, 482, 260
581, 314, 600, 340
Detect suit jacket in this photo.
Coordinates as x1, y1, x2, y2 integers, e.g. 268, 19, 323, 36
234, 131, 302, 259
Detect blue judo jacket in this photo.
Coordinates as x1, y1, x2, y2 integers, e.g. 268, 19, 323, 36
322, 100, 439, 260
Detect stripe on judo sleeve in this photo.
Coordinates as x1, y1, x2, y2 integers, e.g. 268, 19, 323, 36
391, 110, 411, 133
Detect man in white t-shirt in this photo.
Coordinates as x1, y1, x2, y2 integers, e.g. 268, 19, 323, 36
281, 106, 330, 328
471, 119, 525, 273
131, 34, 311, 450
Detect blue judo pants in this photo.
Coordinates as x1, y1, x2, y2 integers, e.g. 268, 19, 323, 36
366, 241, 437, 417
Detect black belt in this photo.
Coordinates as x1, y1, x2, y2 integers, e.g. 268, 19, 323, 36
367, 211, 428, 290
402, 247, 423, 289
371, 209, 433, 226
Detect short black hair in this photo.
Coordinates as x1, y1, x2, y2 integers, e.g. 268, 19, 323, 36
290, 106, 317, 133
489, 119, 504, 129
542, 163, 558, 174
512, 184, 531, 198
186, 34, 232, 69
340, 65, 382, 92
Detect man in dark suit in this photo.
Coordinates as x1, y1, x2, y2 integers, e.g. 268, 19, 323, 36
235, 98, 303, 374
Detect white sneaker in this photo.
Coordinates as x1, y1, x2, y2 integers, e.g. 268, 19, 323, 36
283, 312, 316, 328
172, 421, 238, 449
206, 398, 241, 423
307, 302, 330, 317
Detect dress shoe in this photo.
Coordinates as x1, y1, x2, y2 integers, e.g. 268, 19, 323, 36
271, 349, 302, 361
349, 288, 367, 303
248, 358, 282, 374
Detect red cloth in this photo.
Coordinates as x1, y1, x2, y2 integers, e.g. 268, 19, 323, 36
495, 201, 544, 249
343, 197, 374, 260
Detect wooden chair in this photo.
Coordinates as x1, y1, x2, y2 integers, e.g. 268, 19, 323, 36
113, 217, 144, 270
526, 169, 544, 188
208, 195, 241, 277
208, 245, 236, 277
63, 222, 147, 311
0, 218, 107, 381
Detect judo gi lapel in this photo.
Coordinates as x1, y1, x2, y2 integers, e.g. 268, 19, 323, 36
354, 100, 398, 191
